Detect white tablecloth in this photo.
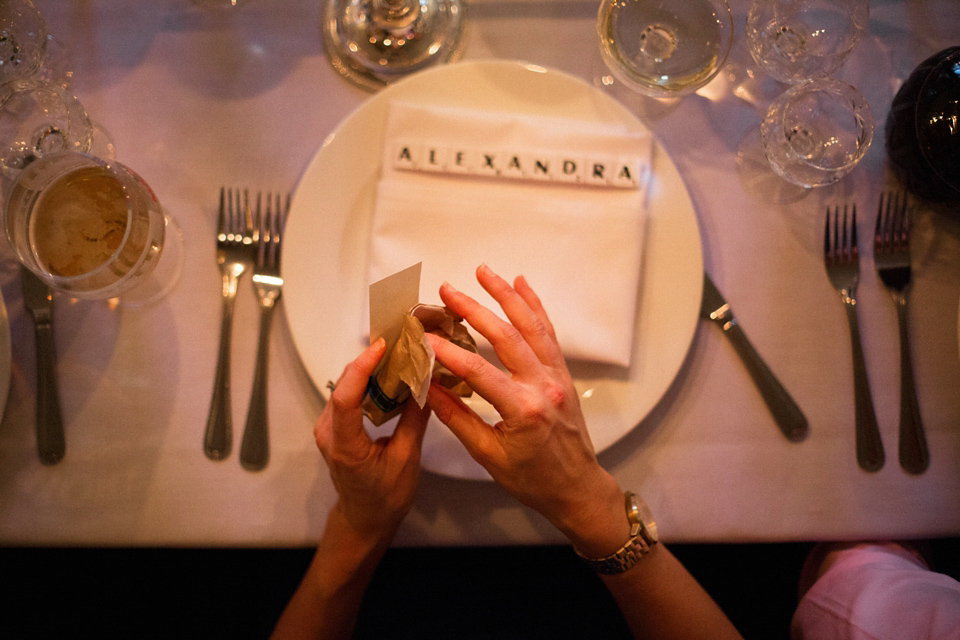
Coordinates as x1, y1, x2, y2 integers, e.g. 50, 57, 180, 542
0, 0, 958, 546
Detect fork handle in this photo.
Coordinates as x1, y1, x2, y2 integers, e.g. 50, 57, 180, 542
843, 302, 885, 472
204, 284, 238, 460
721, 321, 808, 441
894, 299, 929, 474
240, 302, 276, 471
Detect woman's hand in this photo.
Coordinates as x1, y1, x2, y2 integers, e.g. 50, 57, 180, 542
314, 339, 431, 545
426, 264, 628, 556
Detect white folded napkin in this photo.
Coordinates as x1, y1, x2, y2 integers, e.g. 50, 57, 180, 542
367, 101, 651, 367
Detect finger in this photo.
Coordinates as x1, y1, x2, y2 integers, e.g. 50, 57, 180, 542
426, 383, 501, 469
329, 338, 387, 444
438, 279, 542, 375
390, 400, 430, 460
514, 274, 558, 343
426, 332, 523, 418
476, 265, 565, 369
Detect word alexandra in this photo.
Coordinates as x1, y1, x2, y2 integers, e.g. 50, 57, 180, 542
390, 143, 643, 189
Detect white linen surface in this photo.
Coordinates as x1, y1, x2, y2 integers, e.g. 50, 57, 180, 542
367, 101, 652, 367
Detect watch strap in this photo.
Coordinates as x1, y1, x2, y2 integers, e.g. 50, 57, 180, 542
574, 491, 657, 575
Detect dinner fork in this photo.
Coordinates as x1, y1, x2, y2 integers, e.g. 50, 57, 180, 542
239, 193, 288, 471
204, 188, 255, 461
874, 191, 929, 474
824, 204, 884, 472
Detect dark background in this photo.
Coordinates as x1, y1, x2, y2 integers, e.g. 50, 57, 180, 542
5, 538, 959, 638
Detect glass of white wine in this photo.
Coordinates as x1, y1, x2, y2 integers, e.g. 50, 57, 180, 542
597, 0, 733, 100
321, 0, 465, 91
4, 151, 179, 304
760, 78, 873, 188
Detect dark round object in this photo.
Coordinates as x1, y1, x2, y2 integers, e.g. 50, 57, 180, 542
885, 46, 960, 203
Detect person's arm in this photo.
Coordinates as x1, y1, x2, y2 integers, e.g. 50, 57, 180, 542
272, 339, 430, 640
426, 264, 742, 640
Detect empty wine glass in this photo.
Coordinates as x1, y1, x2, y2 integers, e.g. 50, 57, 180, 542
3, 151, 181, 304
0, 78, 93, 178
760, 78, 873, 188
746, 0, 868, 84
321, 0, 465, 91
0, 0, 47, 84
597, 0, 733, 100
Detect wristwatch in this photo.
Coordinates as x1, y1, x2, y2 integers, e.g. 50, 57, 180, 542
575, 491, 658, 575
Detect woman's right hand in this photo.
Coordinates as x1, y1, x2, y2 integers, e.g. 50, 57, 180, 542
426, 265, 629, 557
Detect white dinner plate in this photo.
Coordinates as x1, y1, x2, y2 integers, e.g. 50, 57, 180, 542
283, 60, 703, 480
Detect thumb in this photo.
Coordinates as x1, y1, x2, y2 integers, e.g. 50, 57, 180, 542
391, 400, 431, 457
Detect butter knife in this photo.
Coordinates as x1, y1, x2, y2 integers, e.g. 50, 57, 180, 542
20, 267, 65, 464
700, 273, 808, 442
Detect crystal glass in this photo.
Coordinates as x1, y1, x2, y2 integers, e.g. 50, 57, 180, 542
760, 78, 873, 188
3, 151, 171, 301
321, 0, 464, 91
597, 0, 733, 99
747, 0, 868, 84
0, 0, 47, 84
0, 78, 93, 177
886, 47, 960, 203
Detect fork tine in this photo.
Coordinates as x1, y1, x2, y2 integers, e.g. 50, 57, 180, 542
265, 193, 275, 267
875, 192, 887, 252
233, 188, 244, 239
824, 206, 832, 261
230, 188, 237, 237
272, 192, 283, 266
896, 191, 909, 251
262, 192, 273, 267
218, 187, 226, 235
849, 204, 858, 261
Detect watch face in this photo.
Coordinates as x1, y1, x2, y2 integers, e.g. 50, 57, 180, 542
637, 498, 657, 542
629, 492, 658, 543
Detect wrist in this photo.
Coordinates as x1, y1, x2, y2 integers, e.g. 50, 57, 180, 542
554, 471, 631, 558
312, 502, 395, 589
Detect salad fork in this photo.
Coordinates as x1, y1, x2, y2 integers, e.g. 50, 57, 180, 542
239, 193, 288, 471
874, 191, 929, 474
824, 204, 884, 472
204, 188, 255, 461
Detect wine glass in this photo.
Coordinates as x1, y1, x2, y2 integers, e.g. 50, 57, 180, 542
596, 0, 733, 100
3, 151, 180, 304
321, 0, 465, 91
0, 78, 93, 178
760, 78, 873, 188
886, 47, 960, 204
0, 0, 47, 84
746, 0, 869, 84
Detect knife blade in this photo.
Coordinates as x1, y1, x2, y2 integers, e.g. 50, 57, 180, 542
20, 267, 65, 464
700, 272, 808, 442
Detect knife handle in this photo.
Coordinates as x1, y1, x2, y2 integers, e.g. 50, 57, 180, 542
721, 319, 808, 442
34, 322, 65, 465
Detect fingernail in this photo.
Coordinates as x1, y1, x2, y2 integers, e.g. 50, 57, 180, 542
441, 281, 459, 294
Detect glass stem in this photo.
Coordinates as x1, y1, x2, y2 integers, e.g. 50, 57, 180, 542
372, 0, 419, 30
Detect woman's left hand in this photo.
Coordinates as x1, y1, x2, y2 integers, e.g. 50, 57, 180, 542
314, 338, 431, 544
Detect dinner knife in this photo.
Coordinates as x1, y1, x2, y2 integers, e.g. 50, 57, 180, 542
20, 266, 65, 464
700, 272, 808, 442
